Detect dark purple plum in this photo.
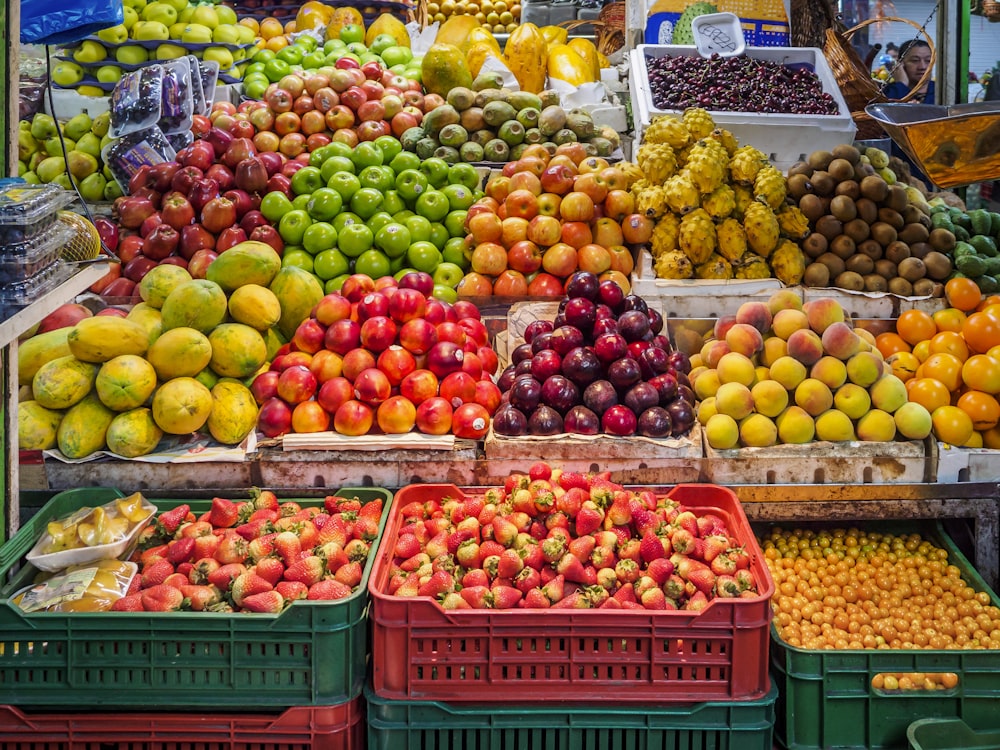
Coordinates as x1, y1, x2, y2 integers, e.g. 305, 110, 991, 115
667, 399, 695, 436
627, 340, 650, 359
530, 331, 554, 354
493, 404, 528, 436
674, 370, 690, 389
550, 325, 585, 356
511, 342, 534, 364
678, 384, 695, 404
598, 279, 625, 311
561, 346, 602, 386
607, 357, 642, 390
621, 294, 648, 315
583, 379, 618, 416
602, 404, 637, 436
509, 375, 542, 412
594, 304, 615, 320
564, 271, 600, 301
648, 308, 664, 335
592, 318, 619, 338
540, 374, 580, 414
638, 406, 673, 438
563, 297, 597, 333
524, 319, 554, 344
515, 359, 533, 376
624, 382, 660, 416
638, 346, 671, 379
497, 365, 517, 392
553, 313, 566, 328
651, 334, 671, 352
618, 310, 651, 342
593, 332, 628, 364
648, 373, 679, 405
528, 404, 564, 436
564, 405, 600, 434
667, 350, 692, 375
530, 349, 562, 381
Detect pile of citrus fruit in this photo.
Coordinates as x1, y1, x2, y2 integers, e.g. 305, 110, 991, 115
873, 278, 1000, 447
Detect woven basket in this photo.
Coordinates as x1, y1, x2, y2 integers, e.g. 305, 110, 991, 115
823, 16, 935, 139
558, 2, 626, 55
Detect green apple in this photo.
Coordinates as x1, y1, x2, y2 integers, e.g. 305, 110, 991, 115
51, 61, 85, 87
116, 45, 149, 65
432, 284, 458, 303
302, 222, 338, 255
178, 5, 194, 22
122, 6, 139, 28
156, 43, 188, 59
133, 21, 169, 41
96, 64, 124, 84
190, 5, 220, 29
281, 250, 314, 273
216, 5, 238, 25
123, 0, 147, 13
64, 113, 93, 141
313, 249, 350, 280
369, 34, 397, 55
168, 22, 188, 39
29, 113, 58, 141
278, 209, 313, 246
77, 173, 107, 202
36, 156, 66, 184
141, 1, 177, 26
97, 24, 129, 44
243, 77, 267, 100
213, 24, 240, 44
235, 25, 256, 44
75, 133, 102, 159
380, 45, 413, 67
92, 111, 110, 138
432, 262, 465, 288
180, 23, 212, 43
203, 47, 235, 70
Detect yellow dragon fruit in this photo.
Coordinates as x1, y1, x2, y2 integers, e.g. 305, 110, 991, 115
695, 253, 733, 279
682, 107, 716, 140
732, 184, 755, 219
708, 127, 739, 156
684, 143, 728, 194
664, 173, 700, 215
777, 204, 811, 240
654, 250, 694, 279
733, 252, 772, 279
743, 201, 780, 257
679, 208, 717, 265
643, 115, 690, 150
636, 184, 669, 220
769, 239, 807, 285
650, 213, 681, 256
729, 145, 768, 184
716, 217, 748, 261
754, 164, 787, 209
636, 143, 678, 184
702, 184, 736, 219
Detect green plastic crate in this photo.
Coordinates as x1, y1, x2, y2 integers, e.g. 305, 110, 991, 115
365, 681, 778, 750
771, 522, 1000, 750
907, 718, 1000, 750
0, 485, 392, 710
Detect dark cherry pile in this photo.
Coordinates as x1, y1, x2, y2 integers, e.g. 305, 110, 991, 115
646, 54, 840, 115
493, 272, 696, 438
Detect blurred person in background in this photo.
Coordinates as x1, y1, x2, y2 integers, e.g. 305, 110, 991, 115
883, 39, 934, 103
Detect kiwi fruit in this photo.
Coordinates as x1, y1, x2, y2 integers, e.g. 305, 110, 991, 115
830, 234, 857, 260
864, 274, 889, 292
803, 232, 829, 258
803, 262, 831, 287
854, 162, 876, 181
877, 207, 905, 230
832, 144, 861, 164
787, 173, 812, 200
914, 279, 944, 297
901, 205, 924, 225
817, 252, 847, 279
923, 251, 952, 280
799, 194, 825, 222
828, 158, 855, 182
830, 195, 858, 222
807, 150, 834, 171
835, 271, 865, 291
816, 215, 844, 241
885, 184, 908, 212
897, 256, 926, 282
888, 277, 914, 296
835, 180, 861, 200
875, 259, 898, 279
884, 240, 911, 264
810, 171, 835, 196
860, 175, 890, 202
871, 222, 898, 247
928, 228, 957, 251
857, 238, 884, 261
844, 218, 872, 243
898, 223, 930, 245
787, 161, 813, 177
909, 242, 932, 259
855, 198, 879, 224
846, 254, 875, 275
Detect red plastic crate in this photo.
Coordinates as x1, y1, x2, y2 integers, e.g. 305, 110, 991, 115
369, 483, 775, 703
0, 698, 364, 750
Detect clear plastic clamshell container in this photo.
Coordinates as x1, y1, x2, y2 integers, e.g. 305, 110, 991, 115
0, 220, 75, 284
0, 184, 76, 245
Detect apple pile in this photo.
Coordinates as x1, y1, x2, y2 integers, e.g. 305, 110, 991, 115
384, 464, 761, 610
19, 112, 121, 201
456, 146, 650, 297
494, 271, 695, 439
251, 271, 503, 440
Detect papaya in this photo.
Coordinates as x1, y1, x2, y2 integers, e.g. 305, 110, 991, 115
147, 327, 213, 380
366, 12, 410, 48
263, 327, 286, 360
547, 44, 594, 86
32, 355, 99, 410
194, 368, 220, 391
138, 264, 192, 309
67, 316, 149, 363
18, 400, 64, 450
208, 323, 268, 378
18, 327, 72, 386
568, 37, 601, 80
57, 394, 115, 459
295, 0, 333, 32
152, 377, 213, 435
127, 302, 164, 346
539, 25, 568, 50
207, 381, 259, 445
504, 23, 548, 94
228, 284, 281, 331
325, 6, 364, 40
435, 15, 481, 53
160, 279, 228, 333
95, 355, 158, 411
467, 41, 499, 79
106, 407, 163, 458
270, 266, 325, 341
422, 43, 474, 98
205, 241, 282, 292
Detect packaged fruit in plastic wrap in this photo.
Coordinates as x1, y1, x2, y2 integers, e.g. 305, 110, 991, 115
11, 559, 138, 613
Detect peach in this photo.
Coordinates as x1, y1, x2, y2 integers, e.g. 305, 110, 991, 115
803, 297, 846, 334
739, 413, 778, 447
776, 405, 815, 444
821, 321, 864, 361
810, 356, 848, 390
794, 378, 834, 417
755, 365, 771, 385
697, 396, 718, 425
735, 301, 773, 334
846, 351, 884, 387
869, 374, 908, 413
702, 340, 732, 369
771, 309, 809, 341
751, 379, 789, 418
713, 314, 737, 341
856, 409, 896, 442
715, 382, 755, 420
705, 413, 740, 450
693, 368, 722, 400
769, 356, 808, 391
716, 352, 756, 386
814, 409, 856, 442
786, 329, 824, 366
725, 323, 765, 358
833, 383, 871, 420
894, 401, 933, 439
855, 327, 877, 348
761, 337, 788, 367
767, 288, 804, 316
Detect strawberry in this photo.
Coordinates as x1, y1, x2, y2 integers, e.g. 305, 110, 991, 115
674, 510, 699, 537
214, 533, 249, 565
453, 540, 479, 569
615, 558, 640, 584
735, 569, 755, 592
441, 591, 472, 609
596, 567, 617, 590
353, 516, 379, 542
640, 587, 667, 610
510, 488, 536, 517
399, 500, 426, 518
231, 571, 273, 607
685, 591, 709, 611
317, 516, 349, 547
670, 528, 697, 555
141, 584, 185, 611
417, 570, 455, 598
241, 590, 285, 613
333, 561, 363, 588
462, 568, 489, 588
519, 542, 543, 571
274, 531, 302, 566
252, 556, 286, 586
640, 532, 665, 563
686, 566, 716, 596
478, 540, 505, 560
701, 534, 730, 563
613, 582, 637, 604
552, 592, 589, 609
459, 585, 492, 608
156, 505, 191, 537
601, 597, 622, 609
541, 536, 566, 564
192, 534, 220, 560
249, 508, 280, 525
545, 510, 570, 531
490, 516, 519, 547
491, 585, 522, 609
179, 584, 221, 611
250, 489, 279, 511
541, 574, 565, 603
180, 521, 214, 539
711, 553, 737, 576
276, 580, 309, 601
513, 566, 541, 593
165, 537, 196, 565
140, 559, 175, 589
716, 575, 741, 597
188, 557, 221, 585
399, 552, 428, 573
606, 496, 632, 527
730, 547, 751, 570
556, 553, 588, 584
632, 508, 659, 537
425, 531, 448, 559
358, 498, 383, 520
555, 486, 587, 517
568, 535, 596, 562
307, 579, 352, 600
247, 533, 277, 563
590, 546, 616, 570
584, 584, 610, 607
482, 554, 500, 579
618, 538, 641, 562
162, 573, 189, 589
111, 593, 144, 611
528, 461, 551, 481
532, 488, 555, 514
394, 575, 421, 597
394, 534, 422, 559
126, 573, 141, 595
206, 497, 240, 529
278, 501, 302, 517
445, 528, 475, 555
646, 557, 675, 584
588, 478, 618, 509
497, 548, 524, 578
557, 471, 588, 491
522, 588, 551, 608
504, 472, 530, 494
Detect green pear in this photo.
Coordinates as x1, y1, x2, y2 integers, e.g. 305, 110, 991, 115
17, 160, 27, 176
29, 152, 46, 172
75, 132, 103, 159
122, 6, 139, 29
141, 2, 177, 26
44, 136, 74, 157
96, 65, 123, 84
103, 164, 115, 181
116, 45, 149, 65
53, 173, 74, 190
67, 151, 99, 180
156, 43, 188, 60
180, 23, 213, 43
133, 21, 169, 41
100, 133, 114, 151
36, 156, 66, 183
104, 180, 124, 201
73, 40, 108, 64
97, 24, 129, 44
51, 62, 85, 87
78, 173, 108, 202
22, 171, 41, 185
64, 113, 93, 142
18, 129, 39, 161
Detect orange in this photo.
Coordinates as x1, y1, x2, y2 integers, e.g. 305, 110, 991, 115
259, 17, 284, 39
962, 311, 1000, 354
912, 339, 931, 362
931, 405, 975, 445
265, 36, 290, 52
284, 20, 298, 33
956, 391, 1000, 431
896, 309, 937, 347
945, 277, 983, 312
979, 294, 1000, 311
964, 431, 984, 448
982, 425, 1000, 449
875, 332, 911, 359
886, 351, 920, 381
921, 352, 963, 391
931, 307, 967, 333
927, 330, 969, 361
988, 345, 1000, 362
238, 17, 260, 35
906, 377, 951, 413
961, 354, 1000, 394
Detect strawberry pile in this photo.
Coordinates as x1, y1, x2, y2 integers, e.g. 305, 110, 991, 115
386, 465, 758, 610
114, 491, 382, 613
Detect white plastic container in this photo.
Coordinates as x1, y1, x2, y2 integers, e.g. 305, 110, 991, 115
630, 45, 856, 169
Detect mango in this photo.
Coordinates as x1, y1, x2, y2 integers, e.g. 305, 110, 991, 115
270, 266, 325, 341
207, 380, 258, 445
19, 328, 73, 386
539, 25, 568, 50
57, 394, 115, 458
67, 316, 149, 363
422, 43, 474, 98
205, 240, 282, 292
106, 407, 164, 458
18, 400, 64, 450
33, 355, 99, 410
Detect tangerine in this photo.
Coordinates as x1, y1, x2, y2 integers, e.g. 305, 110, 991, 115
931, 405, 975, 445
962, 354, 1000, 394
963, 312, 1000, 354
921, 353, 964, 391
876, 332, 911, 358
886, 351, 920, 381
912, 339, 931, 362
896, 309, 937, 347
932, 307, 967, 333
928, 331, 969, 361
945, 277, 983, 312
956, 391, 1000, 431
906, 377, 951, 413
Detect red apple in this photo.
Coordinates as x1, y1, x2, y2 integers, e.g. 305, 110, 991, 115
187, 248, 218, 279
143, 223, 180, 260
36, 303, 92, 334
215, 225, 247, 252
250, 225, 284, 255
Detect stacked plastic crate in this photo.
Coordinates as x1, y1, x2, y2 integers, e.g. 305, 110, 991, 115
365, 482, 779, 749
0, 486, 392, 749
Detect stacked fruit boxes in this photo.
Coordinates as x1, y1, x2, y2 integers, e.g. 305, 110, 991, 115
365, 480, 778, 748
0, 486, 391, 749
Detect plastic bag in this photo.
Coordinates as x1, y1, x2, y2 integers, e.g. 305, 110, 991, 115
186, 55, 208, 117
11, 560, 138, 613
102, 127, 177, 194
20, 0, 123, 45
110, 65, 164, 140
197, 59, 221, 109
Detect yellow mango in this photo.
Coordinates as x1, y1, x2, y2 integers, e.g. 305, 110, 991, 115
503, 23, 548, 94
547, 44, 593, 87
568, 37, 601, 80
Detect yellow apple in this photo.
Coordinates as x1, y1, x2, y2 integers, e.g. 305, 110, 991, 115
190, 5, 220, 29
123, 0, 147, 12
73, 40, 108, 64
160, 0, 187, 11
169, 21, 187, 39
132, 20, 170, 41
216, 5, 237, 25
180, 23, 213, 43
203, 47, 234, 70
122, 6, 139, 29
235, 25, 256, 44
51, 61, 85, 86
116, 45, 149, 64
141, 1, 177, 26
156, 42, 188, 60
178, 5, 195, 22
97, 24, 129, 44
213, 24, 241, 44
